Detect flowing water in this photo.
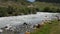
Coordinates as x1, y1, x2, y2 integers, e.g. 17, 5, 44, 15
0, 12, 60, 34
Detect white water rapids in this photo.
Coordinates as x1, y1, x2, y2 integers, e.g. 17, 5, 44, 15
0, 12, 60, 28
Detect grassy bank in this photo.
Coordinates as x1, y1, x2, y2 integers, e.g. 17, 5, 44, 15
31, 20, 60, 34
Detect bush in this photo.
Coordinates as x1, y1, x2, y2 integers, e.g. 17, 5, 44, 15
43, 7, 50, 12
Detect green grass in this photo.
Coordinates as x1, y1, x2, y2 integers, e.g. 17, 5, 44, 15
31, 20, 60, 34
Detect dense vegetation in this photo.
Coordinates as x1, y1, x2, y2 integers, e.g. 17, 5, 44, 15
35, 0, 60, 3
0, 0, 60, 17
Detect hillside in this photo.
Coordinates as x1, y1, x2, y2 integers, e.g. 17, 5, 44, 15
33, 2, 60, 10
0, 0, 60, 17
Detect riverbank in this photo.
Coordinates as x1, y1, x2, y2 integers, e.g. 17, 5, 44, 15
31, 20, 60, 34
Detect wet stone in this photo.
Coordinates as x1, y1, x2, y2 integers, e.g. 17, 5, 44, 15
0, 23, 34, 34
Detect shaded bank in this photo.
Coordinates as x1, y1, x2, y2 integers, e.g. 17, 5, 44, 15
0, 6, 60, 17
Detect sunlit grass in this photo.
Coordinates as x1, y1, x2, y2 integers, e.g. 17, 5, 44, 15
31, 20, 60, 34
